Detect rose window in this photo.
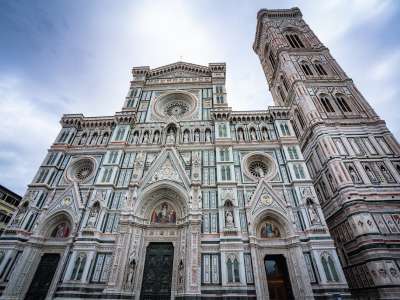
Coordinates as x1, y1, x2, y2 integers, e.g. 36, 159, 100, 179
153, 91, 197, 120
165, 101, 189, 117
67, 157, 96, 182
242, 152, 277, 181
249, 161, 268, 178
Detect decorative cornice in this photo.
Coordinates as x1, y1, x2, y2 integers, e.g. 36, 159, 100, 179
253, 7, 302, 52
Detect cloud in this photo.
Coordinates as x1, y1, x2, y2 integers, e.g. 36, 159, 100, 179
0, 74, 59, 194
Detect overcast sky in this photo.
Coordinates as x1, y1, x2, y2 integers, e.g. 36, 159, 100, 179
1, 0, 399, 195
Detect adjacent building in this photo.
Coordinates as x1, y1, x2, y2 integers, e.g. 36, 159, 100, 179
0, 186, 21, 234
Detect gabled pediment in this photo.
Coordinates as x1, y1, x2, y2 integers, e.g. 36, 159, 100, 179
147, 62, 211, 79
140, 147, 191, 190
249, 179, 289, 218
45, 182, 83, 224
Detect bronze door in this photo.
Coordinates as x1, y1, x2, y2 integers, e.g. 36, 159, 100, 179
25, 253, 60, 300
264, 255, 294, 300
140, 243, 174, 300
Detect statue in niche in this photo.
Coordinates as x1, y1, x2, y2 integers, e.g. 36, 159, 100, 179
177, 260, 184, 287
250, 129, 257, 140
166, 128, 175, 144
205, 130, 211, 142
125, 255, 136, 289
262, 128, 269, 140
225, 211, 234, 227
238, 129, 244, 141
153, 131, 159, 144
260, 221, 280, 238
151, 202, 176, 224
306, 198, 320, 225
51, 222, 70, 238
87, 202, 100, 228
132, 132, 139, 144
142, 132, 149, 143
194, 131, 200, 142
183, 131, 189, 143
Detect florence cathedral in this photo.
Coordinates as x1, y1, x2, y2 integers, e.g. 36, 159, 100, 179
1, 7, 400, 300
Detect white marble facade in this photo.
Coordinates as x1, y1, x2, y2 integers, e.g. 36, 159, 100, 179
0, 8, 383, 300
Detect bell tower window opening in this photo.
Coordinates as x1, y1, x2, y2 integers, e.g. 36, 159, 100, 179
335, 95, 352, 113
285, 33, 305, 48
319, 95, 335, 113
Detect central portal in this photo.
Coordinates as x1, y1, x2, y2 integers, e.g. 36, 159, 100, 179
140, 242, 174, 300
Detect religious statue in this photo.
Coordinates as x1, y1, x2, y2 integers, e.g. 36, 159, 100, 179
177, 260, 184, 288
87, 203, 100, 228
308, 203, 320, 225
166, 128, 175, 144
194, 131, 200, 142
132, 132, 139, 144
205, 130, 211, 142
183, 131, 189, 143
250, 129, 257, 141
238, 129, 244, 141
262, 128, 269, 140
125, 255, 136, 289
225, 211, 234, 227
142, 132, 149, 144
153, 131, 159, 144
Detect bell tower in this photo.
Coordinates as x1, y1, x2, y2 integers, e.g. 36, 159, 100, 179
254, 7, 400, 298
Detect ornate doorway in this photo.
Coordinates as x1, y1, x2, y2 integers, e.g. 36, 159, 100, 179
140, 243, 174, 300
264, 255, 293, 300
25, 253, 60, 300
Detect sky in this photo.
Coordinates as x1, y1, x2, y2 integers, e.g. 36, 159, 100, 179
1, 0, 400, 195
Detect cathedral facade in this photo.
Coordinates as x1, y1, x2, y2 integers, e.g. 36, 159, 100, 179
0, 7, 399, 300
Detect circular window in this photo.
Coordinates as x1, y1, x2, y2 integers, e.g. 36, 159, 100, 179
242, 152, 277, 181
164, 101, 189, 117
152, 91, 197, 120
249, 161, 268, 178
67, 157, 96, 183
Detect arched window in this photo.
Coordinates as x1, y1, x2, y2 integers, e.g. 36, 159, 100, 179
314, 62, 328, 75
319, 95, 335, 113
280, 123, 290, 136
321, 254, 339, 282
296, 111, 306, 129
278, 86, 286, 103
280, 75, 289, 92
300, 62, 313, 76
221, 165, 231, 181
227, 257, 240, 283
269, 52, 276, 69
71, 253, 87, 281
285, 33, 305, 48
335, 94, 352, 112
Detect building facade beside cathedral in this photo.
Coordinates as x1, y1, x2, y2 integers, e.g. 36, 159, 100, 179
0, 7, 399, 300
